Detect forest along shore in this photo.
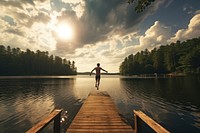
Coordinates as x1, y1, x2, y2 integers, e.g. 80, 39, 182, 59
120, 37, 200, 76
0, 45, 77, 76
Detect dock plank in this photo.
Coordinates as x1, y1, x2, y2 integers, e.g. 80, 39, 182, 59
67, 91, 133, 133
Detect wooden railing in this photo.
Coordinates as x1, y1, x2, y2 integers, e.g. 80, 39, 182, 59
26, 109, 62, 133
26, 109, 170, 133
133, 110, 170, 133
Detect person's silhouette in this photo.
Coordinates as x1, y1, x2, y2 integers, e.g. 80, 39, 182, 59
90, 63, 108, 88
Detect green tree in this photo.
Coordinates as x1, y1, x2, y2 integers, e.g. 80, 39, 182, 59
0, 45, 77, 76
144, 64, 155, 74
120, 37, 200, 75
128, 0, 155, 13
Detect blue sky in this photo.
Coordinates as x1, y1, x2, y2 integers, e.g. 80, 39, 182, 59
142, 0, 200, 32
0, 0, 200, 72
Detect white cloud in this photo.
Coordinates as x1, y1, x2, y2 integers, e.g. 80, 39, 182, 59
29, 22, 56, 50
76, 12, 200, 72
70, 33, 141, 72
71, 20, 173, 72
33, 0, 51, 11
2, 0, 200, 73
0, 18, 27, 49
61, 0, 85, 18
169, 12, 200, 42
139, 21, 171, 49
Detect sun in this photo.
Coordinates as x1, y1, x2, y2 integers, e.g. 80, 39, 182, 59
56, 23, 74, 40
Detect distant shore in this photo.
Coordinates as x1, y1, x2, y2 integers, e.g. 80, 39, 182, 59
77, 72, 120, 75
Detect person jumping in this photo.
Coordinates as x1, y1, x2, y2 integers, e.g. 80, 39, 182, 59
90, 63, 108, 88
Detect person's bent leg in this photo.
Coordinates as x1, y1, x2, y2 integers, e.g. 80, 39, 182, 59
97, 78, 100, 87
95, 76, 98, 87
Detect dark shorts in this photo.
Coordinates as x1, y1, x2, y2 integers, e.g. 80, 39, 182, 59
95, 75, 100, 80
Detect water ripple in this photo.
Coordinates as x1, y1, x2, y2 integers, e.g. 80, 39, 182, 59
0, 77, 200, 133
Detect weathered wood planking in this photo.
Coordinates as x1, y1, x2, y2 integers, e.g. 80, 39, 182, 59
26, 109, 62, 133
67, 91, 133, 133
133, 110, 170, 133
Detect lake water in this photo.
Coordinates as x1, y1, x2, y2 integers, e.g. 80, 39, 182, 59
0, 75, 200, 133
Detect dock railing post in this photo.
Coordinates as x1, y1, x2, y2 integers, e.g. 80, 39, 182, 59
133, 112, 138, 133
133, 110, 170, 133
54, 110, 61, 133
26, 109, 62, 133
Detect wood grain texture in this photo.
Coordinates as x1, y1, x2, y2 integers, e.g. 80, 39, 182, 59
133, 110, 170, 133
67, 91, 133, 133
26, 109, 62, 133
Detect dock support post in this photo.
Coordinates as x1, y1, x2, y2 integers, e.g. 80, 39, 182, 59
54, 111, 61, 133
26, 109, 62, 133
133, 110, 170, 133
134, 113, 138, 133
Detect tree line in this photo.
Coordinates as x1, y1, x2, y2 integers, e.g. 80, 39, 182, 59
120, 37, 200, 75
0, 45, 77, 76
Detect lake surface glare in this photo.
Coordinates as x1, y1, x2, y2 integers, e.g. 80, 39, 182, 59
0, 75, 200, 133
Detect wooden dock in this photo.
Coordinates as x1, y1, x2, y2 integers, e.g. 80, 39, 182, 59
66, 91, 134, 132
26, 91, 170, 133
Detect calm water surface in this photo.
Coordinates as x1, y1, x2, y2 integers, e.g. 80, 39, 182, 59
0, 75, 200, 133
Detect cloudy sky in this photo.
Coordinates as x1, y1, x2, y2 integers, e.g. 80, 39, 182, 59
1, 0, 200, 72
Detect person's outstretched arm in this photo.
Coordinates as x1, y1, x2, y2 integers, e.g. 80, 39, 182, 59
90, 68, 95, 76
101, 68, 108, 73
